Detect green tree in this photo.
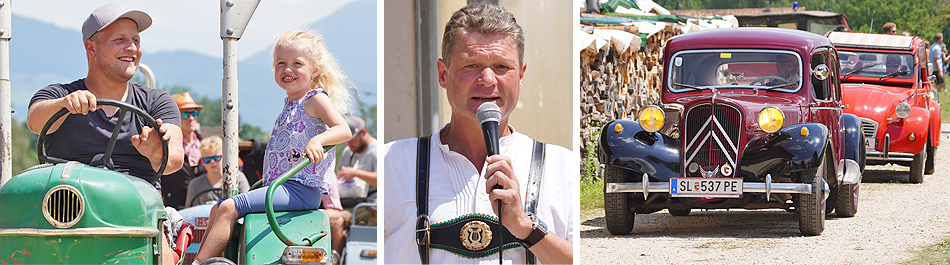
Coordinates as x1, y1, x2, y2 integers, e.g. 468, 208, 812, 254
10, 118, 38, 174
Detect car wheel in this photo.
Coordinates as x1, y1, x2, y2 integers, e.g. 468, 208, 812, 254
604, 165, 634, 235
909, 147, 926, 184
668, 208, 691, 216
925, 138, 935, 175
834, 183, 858, 217
799, 150, 828, 236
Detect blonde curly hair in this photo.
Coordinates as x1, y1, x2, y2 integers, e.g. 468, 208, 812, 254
272, 28, 353, 115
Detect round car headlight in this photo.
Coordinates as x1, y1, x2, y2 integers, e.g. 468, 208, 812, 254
638, 105, 665, 133
895, 102, 911, 119
758, 107, 784, 134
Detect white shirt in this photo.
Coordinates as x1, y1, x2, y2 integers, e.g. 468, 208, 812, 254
931, 43, 946, 73
383, 128, 576, 264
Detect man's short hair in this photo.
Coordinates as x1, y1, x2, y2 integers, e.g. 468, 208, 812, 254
441, 3, 524, 66
935, 33, 944, 42
883, 22, 897, 34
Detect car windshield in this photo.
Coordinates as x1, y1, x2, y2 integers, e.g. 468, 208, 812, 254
668, 50, 802, 93
838, 50, 914, 79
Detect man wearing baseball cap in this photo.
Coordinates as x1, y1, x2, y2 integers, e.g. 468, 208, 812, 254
26, 3, 186, 265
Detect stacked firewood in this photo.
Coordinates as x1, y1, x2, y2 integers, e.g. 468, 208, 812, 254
580, 25, 682, 174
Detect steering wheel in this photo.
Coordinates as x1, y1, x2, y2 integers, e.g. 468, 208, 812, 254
187, 187, 223, 208
750, 75, 787, 86
36, 99, 170, 186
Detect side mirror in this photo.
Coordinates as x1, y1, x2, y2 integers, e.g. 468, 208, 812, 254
813, 64, 830, 81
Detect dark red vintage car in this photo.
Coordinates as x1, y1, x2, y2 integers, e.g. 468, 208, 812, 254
827, 32, 941, 183
599, 28, 865, 236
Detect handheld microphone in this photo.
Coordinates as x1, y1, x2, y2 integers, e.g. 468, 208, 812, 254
477, 102, 504, 264
477, 102, 502, 156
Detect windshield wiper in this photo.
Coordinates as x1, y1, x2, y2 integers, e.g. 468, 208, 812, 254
759, 81, 799, 91
672, 82, 707, 91
879, 70, 911, 80
844, 63, 882, 77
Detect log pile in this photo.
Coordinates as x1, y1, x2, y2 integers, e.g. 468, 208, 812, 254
579, 25, 682, 175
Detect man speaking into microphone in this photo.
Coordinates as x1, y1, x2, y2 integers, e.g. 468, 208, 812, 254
383, 3, 574, 264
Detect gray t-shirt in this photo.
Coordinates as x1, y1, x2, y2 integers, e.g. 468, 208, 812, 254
184, 172, 250, 208
337, 138, 377, 201
29, 79, 181, 183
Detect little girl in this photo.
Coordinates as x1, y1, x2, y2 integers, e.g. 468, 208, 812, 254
194, 29, 353, 263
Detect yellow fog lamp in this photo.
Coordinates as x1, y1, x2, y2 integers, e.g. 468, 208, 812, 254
638, 105, 665, 133
758, 107, 784, 134
280, 246, 329, 264
614, 123, 624, 134
907, 133, 916, 142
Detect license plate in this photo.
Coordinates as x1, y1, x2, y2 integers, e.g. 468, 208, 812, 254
670, 178, 743, 198
864, 137, 877, 150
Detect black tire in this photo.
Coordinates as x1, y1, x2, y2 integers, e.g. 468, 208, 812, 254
834, 183, 859, 217
925, 138, 936, 175
604, 166, 634, 235
668, 208, 691, 216
909, 147, 926, 184
825, 186, 838, 215
799, 150, 828, 236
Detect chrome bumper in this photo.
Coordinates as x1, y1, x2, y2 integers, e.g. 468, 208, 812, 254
605, 173, 814, 201
0, 227, 159, 237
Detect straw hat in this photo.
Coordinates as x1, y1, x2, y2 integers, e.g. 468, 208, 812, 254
172, 92, 204, 110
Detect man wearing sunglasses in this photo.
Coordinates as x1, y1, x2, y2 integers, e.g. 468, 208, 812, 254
162, 92, 209, 209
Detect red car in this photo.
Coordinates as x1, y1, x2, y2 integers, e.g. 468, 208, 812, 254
828, 32, 941, 183
599, 28, 865, 236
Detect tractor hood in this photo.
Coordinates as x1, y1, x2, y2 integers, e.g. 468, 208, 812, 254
0, 162, 164, 229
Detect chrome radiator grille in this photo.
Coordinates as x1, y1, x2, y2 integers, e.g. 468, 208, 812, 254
684, 104, 741, 177
861, 118, 878, 138
43, 185, 84, 228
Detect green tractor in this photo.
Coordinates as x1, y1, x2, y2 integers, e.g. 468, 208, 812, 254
0, 99, 336, 265
0, 100, 177, 264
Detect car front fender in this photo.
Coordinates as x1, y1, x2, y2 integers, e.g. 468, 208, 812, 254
738, 123, 829, 179
599, 120, 680, 182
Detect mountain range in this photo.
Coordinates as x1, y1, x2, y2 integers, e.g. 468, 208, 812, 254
9, 0, 377, 131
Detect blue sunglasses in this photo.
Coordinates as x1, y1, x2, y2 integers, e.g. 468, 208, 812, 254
182, 110, 200, 119
201, 155, 222, 164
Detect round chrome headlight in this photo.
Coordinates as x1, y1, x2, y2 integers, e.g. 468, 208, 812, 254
758, 107, 785, 134
895, 102, 911, 119
638, 105, 665, 133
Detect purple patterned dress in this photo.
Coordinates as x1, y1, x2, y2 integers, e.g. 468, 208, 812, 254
262, 89, 335, 195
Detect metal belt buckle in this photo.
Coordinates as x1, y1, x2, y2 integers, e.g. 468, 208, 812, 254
460, 220, 492, 251
416, 214, 430, 246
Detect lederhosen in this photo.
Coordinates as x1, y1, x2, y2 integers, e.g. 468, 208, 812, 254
415, 135, 546, 264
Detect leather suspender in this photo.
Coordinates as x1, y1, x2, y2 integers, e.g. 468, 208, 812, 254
524, 140, 545, 264
416, 136, 545, 264
415, 136, 431, 264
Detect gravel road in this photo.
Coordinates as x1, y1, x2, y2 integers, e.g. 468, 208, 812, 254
581, 124, 950, 264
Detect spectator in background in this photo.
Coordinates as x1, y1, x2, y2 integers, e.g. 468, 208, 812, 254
322, 176, 347, 257
184, 136, 250, 208
163, 92, 207, 209
903, 32, 912, 36
883, 22, 897, 35
337, 116, 378, 207
932, 33, 950, 92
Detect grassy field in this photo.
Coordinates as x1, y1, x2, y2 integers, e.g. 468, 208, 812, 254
940, 88, 950, 123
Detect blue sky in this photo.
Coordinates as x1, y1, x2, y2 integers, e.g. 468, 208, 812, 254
14, 0, 360, 60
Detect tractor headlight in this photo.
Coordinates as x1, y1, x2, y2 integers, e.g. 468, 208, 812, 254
758, 107, 784, 134
895, 102, 911, 119
638, 105, 665, 133
280, 246, 329, 264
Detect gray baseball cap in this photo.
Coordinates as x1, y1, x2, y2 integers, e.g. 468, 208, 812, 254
82, 3, 152, 40
345, 116, 366, 140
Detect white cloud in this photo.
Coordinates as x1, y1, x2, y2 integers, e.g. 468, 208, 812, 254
13, 0, 355, 59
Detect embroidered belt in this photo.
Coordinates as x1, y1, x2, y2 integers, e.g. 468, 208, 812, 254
419, 213, 522, 259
